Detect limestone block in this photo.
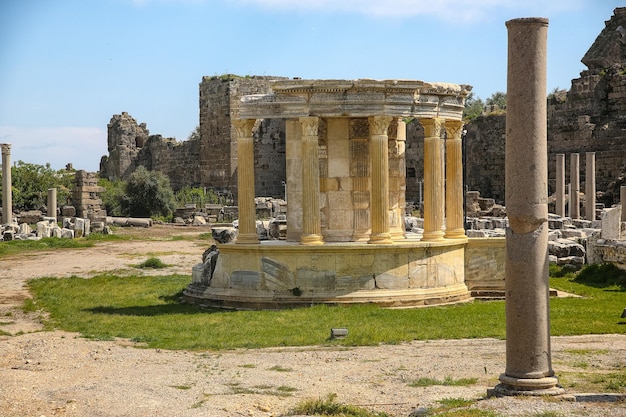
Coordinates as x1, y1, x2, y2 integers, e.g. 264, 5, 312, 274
375, 273, 409, 290
466, 230, 488, 238
3, 230, 13, 241
61, 228, 74, 239
230, 270, 260, 290
212, 227, 238, 243
561, 229, 585, 238
192, 215, 207, 226
556, 256, 585, 266
548, 218, 564, 229
261, 257, 294, 290
335, 275, 375, 291
61, 205, 76, 217
295, 269, 335, 291
601, 206, 622, 240
191, 264, 205, 285
36, 221, 51, 238
74, 218, 85, 238
18, 223, 32, 234
84, 218, 91, 237
52, 227, 62, 238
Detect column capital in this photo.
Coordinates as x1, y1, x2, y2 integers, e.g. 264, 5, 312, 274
419, 118, 444, 138
233, 119, 256, 138
299, 116, 319, 137
0, 143, 11, 155
368, 116, 393, 136
444, 120, 464, 140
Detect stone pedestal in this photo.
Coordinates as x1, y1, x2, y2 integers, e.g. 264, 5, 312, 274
496, 17, 562, 396
585, 152, 596, 221
570, 153, 580, 219
555, 154, 565, 217
1, 143, 12, 225
234, 119, 259, 244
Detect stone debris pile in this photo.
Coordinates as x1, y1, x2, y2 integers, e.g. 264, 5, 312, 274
0, 216, 93, 241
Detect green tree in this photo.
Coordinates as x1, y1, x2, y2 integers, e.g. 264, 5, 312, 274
187, 125, 201, 141
486, 91, 507, 113
125, 166, 175, 218
463, 92, 485, 122
98, 178, 128, 217
0, 161, 75, 211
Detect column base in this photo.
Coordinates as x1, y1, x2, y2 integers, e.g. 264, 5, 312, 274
236, 234, 260, 244
300, 234, 324, 245
368, 233, 393, 244
490, 374, 564, 396
444, 228, 467, 239
421, 231, 445, 242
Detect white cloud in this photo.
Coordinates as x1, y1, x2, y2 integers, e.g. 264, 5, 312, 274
0, 126, 107, 172
228, 0, 585, 21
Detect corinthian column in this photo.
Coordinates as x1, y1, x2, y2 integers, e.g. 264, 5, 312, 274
368, 115, 393, 244
299, 117, 323, 245
497, 17, 562, 396
420, 118, 445, 241
444, 120, 466, 239
233, 119, 259, 244
1, 143, 12, 225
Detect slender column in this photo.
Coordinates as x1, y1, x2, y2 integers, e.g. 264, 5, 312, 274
47, 188, 57, 221
1, 144, 12, 225
621, 186, 626, 222
555, 154, 565, 217
444, 120, 466, 239
570, 153, 580, 219
299, 117, 323, 245
420, 118, 445, 241
233, 119, 259, 244
497, 17, 562, 395
585, 152, 596, 221
368, 115, 393, 244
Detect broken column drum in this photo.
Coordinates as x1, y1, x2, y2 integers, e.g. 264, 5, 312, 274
497, 17, 563, 395
185, 79, 473, 309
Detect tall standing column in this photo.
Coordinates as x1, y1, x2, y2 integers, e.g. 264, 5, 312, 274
299, 117, 323, 245
47, 188, 57, 221
555, 154, 565, 217
444, 120, 466, 239
368, 116, 393, 244
1, 144, 12, 225
570, 153, 580, 219
420, 118, 445, 241
497, 17, 562, 395
621, 186, 626, 222
233, 119, 259, 244
585, 152, 596, 221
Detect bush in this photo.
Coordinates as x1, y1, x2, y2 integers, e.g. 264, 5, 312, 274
574, 263, 626, 289
125, 167, 175, 219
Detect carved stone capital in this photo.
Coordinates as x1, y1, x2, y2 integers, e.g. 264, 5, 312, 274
233, 119, 256, 138
444, 120, 464, 140
0, 143, 11, 155
368, 116, 393, 136
299, 116, 319, 137
419, 118, 443, 139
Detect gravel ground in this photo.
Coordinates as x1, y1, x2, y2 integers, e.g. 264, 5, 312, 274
0, 225, 624, 416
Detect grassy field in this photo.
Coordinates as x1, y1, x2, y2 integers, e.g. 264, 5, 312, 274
23, 264, 626, 351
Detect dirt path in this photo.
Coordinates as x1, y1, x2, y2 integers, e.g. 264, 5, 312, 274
0, 226, 624, 417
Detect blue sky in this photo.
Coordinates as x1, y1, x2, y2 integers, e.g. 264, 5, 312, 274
0, 0, 621, 172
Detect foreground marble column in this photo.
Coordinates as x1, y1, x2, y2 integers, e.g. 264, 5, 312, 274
1, 143, 12, 225
420, 118, 445, 241
497, 17, 562, 395
585, 152, 596, 221
47, 188, 57, 221
299, 117, 323, 245
444, 120, 466, 239
555, 154, 565, 217
234, 119, 259, 244
368, 116, 393, 244
569, 153, 580, 219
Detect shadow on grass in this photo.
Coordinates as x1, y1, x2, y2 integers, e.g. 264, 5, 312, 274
86, 291, 223, 316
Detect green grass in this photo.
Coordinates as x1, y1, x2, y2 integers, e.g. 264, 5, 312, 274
0, 237, 95, 256
134, 257, 169, 269
287, 393, 390, 417
409, 376, 478, 388
23, 264, 626, 351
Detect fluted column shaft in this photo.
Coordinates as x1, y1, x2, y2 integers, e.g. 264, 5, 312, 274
555, 154, 565, 217
420, 118, 445, 241
234, 119, 259, 244
368, 116, 393, 244
585, 152, 596, 221
300, 117, 323, 245
1, 144, 12, 225
444, 120, 466, 239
